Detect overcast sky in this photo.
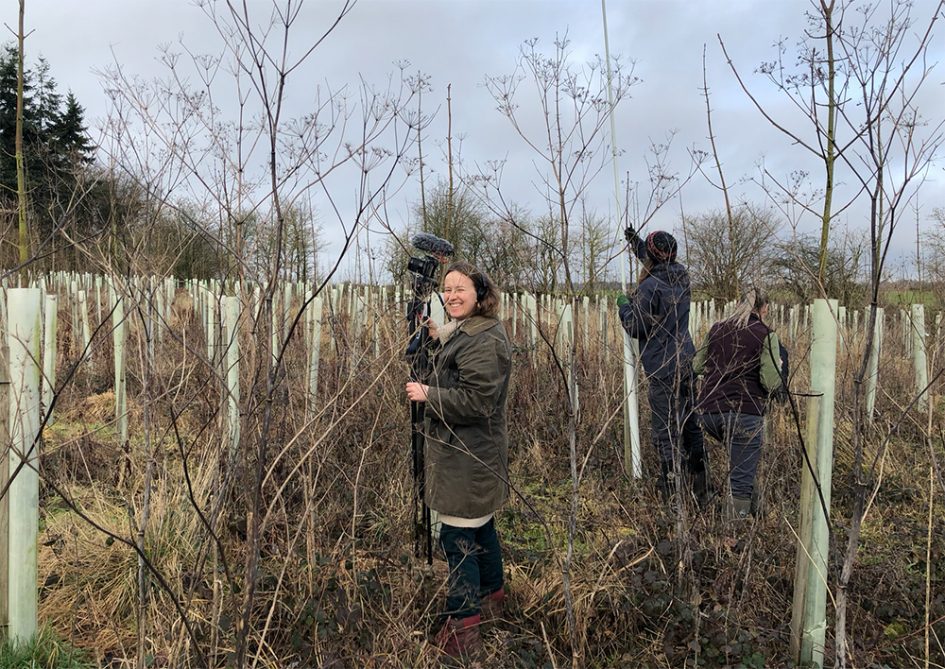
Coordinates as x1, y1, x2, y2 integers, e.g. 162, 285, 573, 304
5, 0, 944, 279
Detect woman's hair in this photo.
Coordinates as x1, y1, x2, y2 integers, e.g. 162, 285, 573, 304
443, 261, 501, 318
729, 284, 769, 327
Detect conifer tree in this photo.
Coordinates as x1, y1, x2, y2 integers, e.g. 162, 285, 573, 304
0, 45, 96, 253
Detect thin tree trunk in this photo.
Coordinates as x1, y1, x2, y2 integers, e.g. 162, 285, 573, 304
817, 0, 837, 288
563, 333, 580, 668
835, 95, 884, 669
16, 0, 29, 266
416, 80, 428, 227
701, 46, 736, 299
137, 311, 156, 669
445, 84, 454, 244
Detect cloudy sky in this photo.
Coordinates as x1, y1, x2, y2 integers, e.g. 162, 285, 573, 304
5, 0, 944, 279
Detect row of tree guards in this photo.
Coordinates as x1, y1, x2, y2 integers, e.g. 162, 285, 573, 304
0, 274, 936, 662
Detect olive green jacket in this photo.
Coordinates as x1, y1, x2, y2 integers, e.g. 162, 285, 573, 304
423, 315, 512, 518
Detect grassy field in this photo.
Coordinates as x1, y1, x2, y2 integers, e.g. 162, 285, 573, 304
880, 288, 941, 309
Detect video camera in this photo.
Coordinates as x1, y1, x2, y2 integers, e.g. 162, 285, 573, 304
407, 232, 454, 298
405, 232, 454, 357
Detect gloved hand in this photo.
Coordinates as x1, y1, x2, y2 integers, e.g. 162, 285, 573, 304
624, 224, 642, 246
616, 293, 630, 308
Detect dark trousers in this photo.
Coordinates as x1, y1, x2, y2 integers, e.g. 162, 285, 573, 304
439, 518, 504, 620
647, 371, 706, 472
701, 412, 764, 499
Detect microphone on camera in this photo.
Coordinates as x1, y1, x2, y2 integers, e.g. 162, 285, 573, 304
411, 232, 454, 258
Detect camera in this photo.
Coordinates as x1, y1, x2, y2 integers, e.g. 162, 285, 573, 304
407, 232, 454, 298
405, 233, 454, 357
407, 254, 440, 294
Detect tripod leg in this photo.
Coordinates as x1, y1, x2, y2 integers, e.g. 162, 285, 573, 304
424, 505, 433, 565
411, 401, 426, 559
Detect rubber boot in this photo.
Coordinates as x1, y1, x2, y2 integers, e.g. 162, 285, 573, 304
750, 487, 763, 517
690, 470, 711, 509
726, 496, 752, 520
435, 613, 482, 657
658, 460, 677, 501
686, 454, 712, 510
479, 587, 506, 622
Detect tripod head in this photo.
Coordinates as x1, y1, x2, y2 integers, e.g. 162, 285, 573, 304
405, 233, 453, 361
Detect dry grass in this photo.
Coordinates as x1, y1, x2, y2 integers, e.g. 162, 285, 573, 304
33, 294, 945, 667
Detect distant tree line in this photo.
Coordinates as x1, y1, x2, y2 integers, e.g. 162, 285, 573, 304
395, 185, 872, 304
683, 205, 868, 305
389, 180, 623, 296
0, 45, 288, 280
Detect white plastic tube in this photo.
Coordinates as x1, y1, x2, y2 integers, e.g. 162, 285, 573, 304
791, 299, 838, 667
582, 296, 590, 348
6, 288, 42, 644
911, 304, 928, 412
865, 307, 883, 422
112, 284, 128, 445
622, 332, 642, 479
524, 292, 538, 350
223, 296, 241, 458
41, 294, 57, 424
306, 294, 324, 420
77, 289, 91, 357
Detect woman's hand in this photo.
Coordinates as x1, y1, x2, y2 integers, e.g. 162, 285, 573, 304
405, 381, 429, 402
423, 316, 440, 340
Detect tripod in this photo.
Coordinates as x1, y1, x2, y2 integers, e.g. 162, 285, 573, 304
406, 276, 437, 564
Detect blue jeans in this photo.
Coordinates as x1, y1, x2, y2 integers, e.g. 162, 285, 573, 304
439, 518, 504, 620
648, 372, 706, 473
701, 412, 764, 499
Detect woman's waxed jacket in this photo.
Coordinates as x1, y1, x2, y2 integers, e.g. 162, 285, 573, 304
423, 315, 512, 518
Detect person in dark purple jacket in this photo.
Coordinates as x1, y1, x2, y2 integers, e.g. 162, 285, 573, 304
694, 286, 786, 519
617, 226, 708, 505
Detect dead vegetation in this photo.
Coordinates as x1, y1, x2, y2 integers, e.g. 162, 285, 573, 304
30, 293, 945, 668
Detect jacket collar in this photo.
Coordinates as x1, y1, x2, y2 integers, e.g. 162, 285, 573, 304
748, 312, 768, 327
645, 261, 690, 287
456, 315, 497, 336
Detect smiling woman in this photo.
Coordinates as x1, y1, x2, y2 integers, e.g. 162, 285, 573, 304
442, 272, 477, 321
441, 262, 497, 322
403, 261, 511, 658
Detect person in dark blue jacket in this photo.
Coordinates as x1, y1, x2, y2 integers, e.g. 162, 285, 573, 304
617, 226, 708, 505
